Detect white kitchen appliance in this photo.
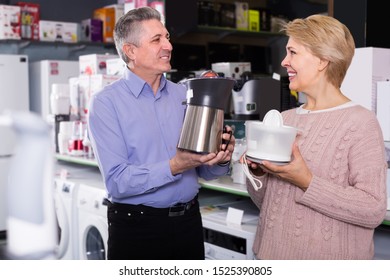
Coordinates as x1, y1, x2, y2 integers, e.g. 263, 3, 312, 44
29, 60, 79, 119
0, 54, 30, 235
376, 81, 390, 141
200, 199, 259, 260
341, 47, 390, 113
76, 182, 108, 260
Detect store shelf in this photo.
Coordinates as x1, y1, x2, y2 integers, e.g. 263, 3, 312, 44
198, 176, 249, 197
0, 39, 118, 62
195, 25, 282, 40
55, 153, 98, 167
0, 39, 115, 49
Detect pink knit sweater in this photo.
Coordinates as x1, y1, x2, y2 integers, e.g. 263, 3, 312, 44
247, 104, 387, 259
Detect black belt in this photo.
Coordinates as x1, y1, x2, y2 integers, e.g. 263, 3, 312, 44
110, 195, 198, 217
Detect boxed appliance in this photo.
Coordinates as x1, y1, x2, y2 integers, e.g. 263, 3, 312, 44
18, 1, 40, 40
341, 47, 390, 112
105, 4, 124, 24
106, 57, 126, 75
90, 74, 121, 97
219, 2, 235, 28
235, 2, 249, 30
80, 18, 103, 42
69, 76, 80, 121
376, 81, 390, 141
29, 60, 79, 118
258, 8, 271, 31
93, 6, 116, 43
211, 62, 251, 79
39, 20, 78, 43
248, 9, 259, 32
77, 74, 121, 123
0, 5, 21, 39
79, 53, 119, 76
148, 1, 165, 18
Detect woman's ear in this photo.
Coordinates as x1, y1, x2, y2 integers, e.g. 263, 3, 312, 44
318, 58, 329, 72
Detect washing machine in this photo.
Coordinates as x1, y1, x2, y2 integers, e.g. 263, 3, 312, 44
53, 178, 78, 260
76, 181, 108, 260
53, 161, 103, 260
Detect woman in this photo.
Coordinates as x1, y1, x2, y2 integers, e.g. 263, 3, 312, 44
242, 14, 387, 259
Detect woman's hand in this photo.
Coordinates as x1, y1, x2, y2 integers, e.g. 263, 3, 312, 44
240, 154, 266, 177
259, 143, 312, 191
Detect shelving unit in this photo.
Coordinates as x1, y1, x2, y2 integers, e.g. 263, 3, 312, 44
0, 39, 117, 62
54, 154, 250, 197
55, 154, 99, 168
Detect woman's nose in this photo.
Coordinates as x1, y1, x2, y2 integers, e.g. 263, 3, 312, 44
281, 56, 289, 67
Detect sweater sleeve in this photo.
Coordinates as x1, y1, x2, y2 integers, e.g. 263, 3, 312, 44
297, 113, 387, 229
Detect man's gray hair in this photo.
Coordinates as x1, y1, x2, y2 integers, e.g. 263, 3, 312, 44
114, 6, 162, 64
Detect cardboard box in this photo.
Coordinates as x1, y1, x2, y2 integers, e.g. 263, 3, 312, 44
39, 20, 78, 43
106, 58, 126, 75
0, 5, 21, 39
80, 18, 103, 42
93, 7, 115, 43
258, 8, 271, 31
18, 2, 40, 40
211, 62, 251, 79
376, 81, 390, 141
78, 74, 121, 122
105, 4, 124, 24
79, 53, 119, 75
248, 9, 259, 32
235, 2, 249, 30
90, 74, 121, 96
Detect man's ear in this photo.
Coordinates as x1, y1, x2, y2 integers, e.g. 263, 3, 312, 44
123, 43, 136, 61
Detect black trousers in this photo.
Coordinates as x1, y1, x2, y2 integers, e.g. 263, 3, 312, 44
106, 199, 205, 260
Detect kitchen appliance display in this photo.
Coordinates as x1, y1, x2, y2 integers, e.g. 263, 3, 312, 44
29, 60, 79, 119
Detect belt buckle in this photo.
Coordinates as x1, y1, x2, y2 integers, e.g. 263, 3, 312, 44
168, 205, 186, 217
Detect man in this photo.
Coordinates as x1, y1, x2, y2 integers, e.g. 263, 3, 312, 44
88, 6, 235, 260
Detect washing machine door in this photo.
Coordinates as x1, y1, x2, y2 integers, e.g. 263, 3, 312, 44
84, 225, 105, 260
53, 191, 70, 259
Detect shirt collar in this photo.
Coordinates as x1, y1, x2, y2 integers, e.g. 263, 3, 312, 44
124, 68, 168, 98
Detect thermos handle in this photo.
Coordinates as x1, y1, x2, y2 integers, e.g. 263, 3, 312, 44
222, 126, 233, 152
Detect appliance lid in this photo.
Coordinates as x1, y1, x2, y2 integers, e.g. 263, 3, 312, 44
182, 76, 236, 110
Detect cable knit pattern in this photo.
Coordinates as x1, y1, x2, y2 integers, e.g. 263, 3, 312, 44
247, 105, 387, 259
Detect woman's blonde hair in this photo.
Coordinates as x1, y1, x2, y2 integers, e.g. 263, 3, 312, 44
281, 14, 355, 88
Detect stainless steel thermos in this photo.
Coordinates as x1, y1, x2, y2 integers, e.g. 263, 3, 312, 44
177, 73, 235, 153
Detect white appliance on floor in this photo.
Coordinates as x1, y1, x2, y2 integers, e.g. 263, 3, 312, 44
76, 181, 108, 260
200, 199, 259, 260
53, 178, 78, 260
0, 54, 30, 235
29, 60, 79, 118
54, 161, 103, 259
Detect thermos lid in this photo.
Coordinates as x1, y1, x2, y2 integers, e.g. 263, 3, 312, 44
182, 73, 236, 110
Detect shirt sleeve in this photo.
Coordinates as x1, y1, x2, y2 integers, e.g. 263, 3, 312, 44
88, 94, 180, 199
